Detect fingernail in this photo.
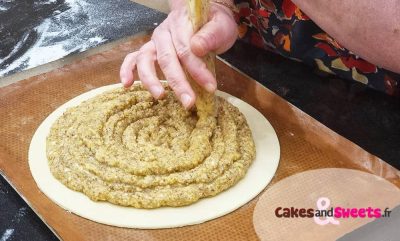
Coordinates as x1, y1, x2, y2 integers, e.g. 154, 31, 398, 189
180, 93, 192, 109
151, 86, 164, 99
205, 83, 216, 93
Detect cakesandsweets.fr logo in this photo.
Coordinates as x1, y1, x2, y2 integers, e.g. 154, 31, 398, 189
274, 197, 392, 226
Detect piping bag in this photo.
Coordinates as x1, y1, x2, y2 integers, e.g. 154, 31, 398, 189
186, 0, 217, 119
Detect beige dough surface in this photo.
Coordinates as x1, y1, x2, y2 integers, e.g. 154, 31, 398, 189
46, 84, 256, 208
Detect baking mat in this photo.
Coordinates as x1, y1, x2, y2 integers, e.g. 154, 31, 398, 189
0, 34, 399, 241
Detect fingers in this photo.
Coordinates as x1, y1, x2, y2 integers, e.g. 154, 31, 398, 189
169, 13, 217, 93
190, 5, 238, 57
120, 52, 139, 87
121, 5, 234, 108
120, 45, 165, 100
152, 24, 196, 109
136, 41, 165, 99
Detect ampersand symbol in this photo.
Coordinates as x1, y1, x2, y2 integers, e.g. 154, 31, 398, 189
314, 197, 340, 226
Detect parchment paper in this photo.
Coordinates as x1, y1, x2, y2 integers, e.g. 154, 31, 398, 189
0, 34, 399, 241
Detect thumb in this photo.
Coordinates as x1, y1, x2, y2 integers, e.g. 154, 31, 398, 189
190, 14, 237, 57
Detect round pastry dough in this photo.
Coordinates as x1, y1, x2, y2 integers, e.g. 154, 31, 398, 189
29, 83, 280, 229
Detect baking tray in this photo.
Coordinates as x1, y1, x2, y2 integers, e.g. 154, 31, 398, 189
0, 34, 399, 240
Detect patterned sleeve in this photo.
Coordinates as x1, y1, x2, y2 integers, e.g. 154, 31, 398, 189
233, 0, 400, 96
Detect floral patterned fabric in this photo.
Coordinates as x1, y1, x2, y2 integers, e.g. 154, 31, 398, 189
233, 0, 400, 96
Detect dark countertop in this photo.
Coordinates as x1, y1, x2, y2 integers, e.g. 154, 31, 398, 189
0, 0, 165, 77
0, 1, 399, 241
221, 42, 400, 168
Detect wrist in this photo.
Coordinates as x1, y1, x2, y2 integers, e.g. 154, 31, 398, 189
169, 0, 237, 12
211, 0, 237, 14
168, 0, 187, 11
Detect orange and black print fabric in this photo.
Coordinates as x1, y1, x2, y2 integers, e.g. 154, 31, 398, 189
234, 0, 399, 96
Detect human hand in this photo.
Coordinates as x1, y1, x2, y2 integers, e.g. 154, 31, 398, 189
120, 0, 238, 109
